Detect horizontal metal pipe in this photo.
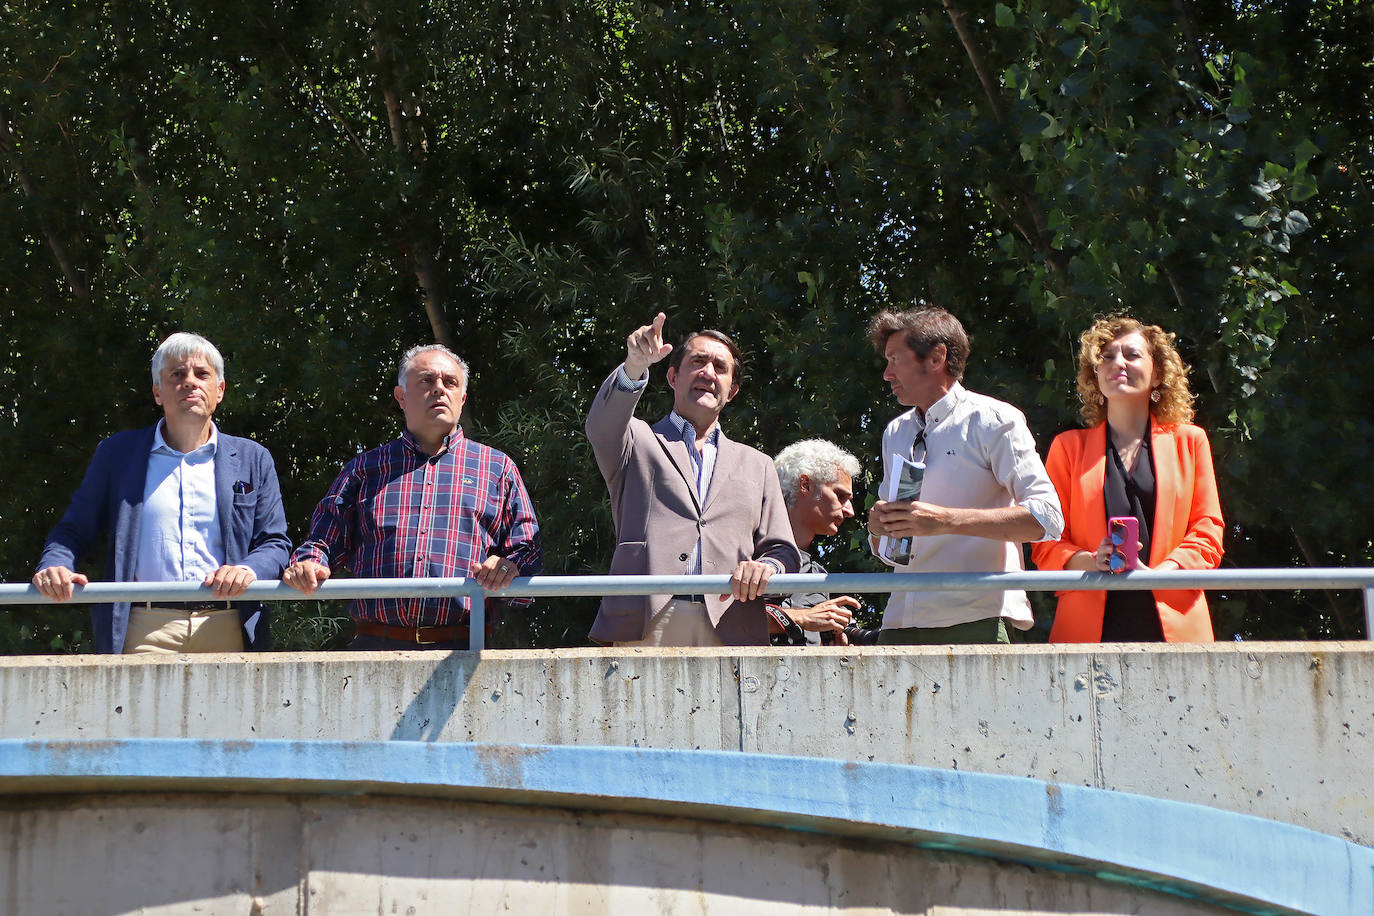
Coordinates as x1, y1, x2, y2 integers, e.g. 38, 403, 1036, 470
3, 568, 1373, 606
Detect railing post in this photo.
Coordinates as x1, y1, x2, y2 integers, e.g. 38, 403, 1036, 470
468, 581, 486, 652
1365, 587, 1374, 641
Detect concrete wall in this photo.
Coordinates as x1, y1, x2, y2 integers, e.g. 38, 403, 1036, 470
2, 643, 1371, 845
0, 791, 1238, 915
7, 740, 1366, 914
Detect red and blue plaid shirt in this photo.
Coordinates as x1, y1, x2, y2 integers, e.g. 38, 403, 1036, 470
292, 428, 542, 627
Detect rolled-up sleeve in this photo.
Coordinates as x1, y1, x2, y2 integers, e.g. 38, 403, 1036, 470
291, 462, 359, 568
497, 459, 543, 579
987, 413, 1064, 543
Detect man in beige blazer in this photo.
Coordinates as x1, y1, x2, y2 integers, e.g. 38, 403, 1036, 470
586, 313, 800, 646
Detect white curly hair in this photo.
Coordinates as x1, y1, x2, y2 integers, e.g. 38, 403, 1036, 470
773, 439, 861, 507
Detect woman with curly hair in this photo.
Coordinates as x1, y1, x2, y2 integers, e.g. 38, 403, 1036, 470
1032, 317, 1224, 641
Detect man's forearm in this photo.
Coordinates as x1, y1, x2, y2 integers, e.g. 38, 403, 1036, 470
243, 504, 291, 578
242, 545, 291, 581
621, 357, 651, 383
289, 532, 334, 568
503, 537, 543, 575
586, 367, 645, 472
940, 505, 1045, 542
755, 544, 800, 574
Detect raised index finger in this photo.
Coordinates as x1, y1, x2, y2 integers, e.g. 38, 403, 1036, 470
648, 312, 668, 351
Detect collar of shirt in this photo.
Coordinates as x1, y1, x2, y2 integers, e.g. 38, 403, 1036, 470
917, 382, 964, 434
138, 420, 224, 583
151, 419, 219, 458
667, 410, 720, 494
666, 411, 720, 448
400, 426, 461, 459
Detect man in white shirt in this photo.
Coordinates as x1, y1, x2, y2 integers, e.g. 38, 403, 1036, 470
33, 332, 290, 653
866, 307, 1063, 644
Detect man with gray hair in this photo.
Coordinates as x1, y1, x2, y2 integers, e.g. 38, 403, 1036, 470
767, 439, 877, 646
34, 332, 290, 653
284, 344, 542, 649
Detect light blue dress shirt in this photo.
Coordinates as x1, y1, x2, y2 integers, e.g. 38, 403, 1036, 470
135, 422, 226, 583
665, 410, 719, 576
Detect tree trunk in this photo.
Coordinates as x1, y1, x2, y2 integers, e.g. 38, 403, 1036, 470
941, 0, 1063, 273
370, 25, 454, 349
0, 112, 90, 301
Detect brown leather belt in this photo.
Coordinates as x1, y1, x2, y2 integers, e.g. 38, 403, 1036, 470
354, 620, 470, 645
145, 601, 233, 612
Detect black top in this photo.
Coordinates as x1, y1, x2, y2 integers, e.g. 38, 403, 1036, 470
770, 549, 880, 646
1101, 425, 1164, 642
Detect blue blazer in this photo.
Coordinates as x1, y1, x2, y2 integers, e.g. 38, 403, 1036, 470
37, 423, 291, 653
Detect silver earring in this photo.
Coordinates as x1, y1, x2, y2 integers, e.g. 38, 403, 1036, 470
1150, 389, 1161, 403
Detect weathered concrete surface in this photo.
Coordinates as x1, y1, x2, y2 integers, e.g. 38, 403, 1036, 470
0, 792, 1238, 915
1, 644, 1370, 844
8, 738, 1367, 913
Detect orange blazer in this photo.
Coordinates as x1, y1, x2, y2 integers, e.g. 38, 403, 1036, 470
1032, 420, 1224, 642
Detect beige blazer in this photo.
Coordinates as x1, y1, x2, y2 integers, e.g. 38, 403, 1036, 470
585, 367, 800, 644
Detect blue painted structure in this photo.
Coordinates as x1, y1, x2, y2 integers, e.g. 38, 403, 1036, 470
1, 739, 1367, 915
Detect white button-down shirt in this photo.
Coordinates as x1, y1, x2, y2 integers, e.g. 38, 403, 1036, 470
135, 422, 226, 583
873, 383, 1063, 630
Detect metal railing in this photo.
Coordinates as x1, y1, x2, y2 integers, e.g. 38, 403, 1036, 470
3, 568, 1373, 650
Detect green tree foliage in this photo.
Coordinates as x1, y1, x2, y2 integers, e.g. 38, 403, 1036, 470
3, 0, 1370, 649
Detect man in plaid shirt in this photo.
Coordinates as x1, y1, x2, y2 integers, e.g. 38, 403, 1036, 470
284, 344, 542, 648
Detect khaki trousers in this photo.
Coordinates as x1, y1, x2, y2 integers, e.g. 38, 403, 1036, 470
617, 599, 725, 648
123, 606, 245, 654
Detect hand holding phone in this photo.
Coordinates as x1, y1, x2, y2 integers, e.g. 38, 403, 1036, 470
1108, 516, 1139, 573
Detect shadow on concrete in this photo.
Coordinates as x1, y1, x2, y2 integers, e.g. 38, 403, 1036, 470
387, 650, 482, 741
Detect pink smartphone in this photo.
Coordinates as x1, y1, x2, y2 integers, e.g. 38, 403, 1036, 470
1108, 517, 1139, 572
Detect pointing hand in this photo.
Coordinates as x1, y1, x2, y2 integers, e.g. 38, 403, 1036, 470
624, 312, 673, 380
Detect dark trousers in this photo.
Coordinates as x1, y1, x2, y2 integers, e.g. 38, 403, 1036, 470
878, 617, 1012, 645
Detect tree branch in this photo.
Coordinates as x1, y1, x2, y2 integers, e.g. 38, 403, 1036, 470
253, 14, 371, 158
1162, 263, 1189, 313
369, 17, 454, 349
1172, 0, 1209, 79
1293, 530, 1358, 638
941, 0, 1064, 273
941, 0, 1008, 125
0, 110, 89, 300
